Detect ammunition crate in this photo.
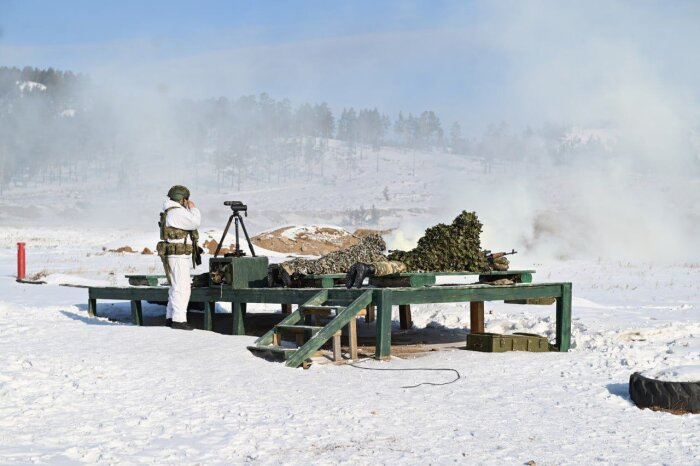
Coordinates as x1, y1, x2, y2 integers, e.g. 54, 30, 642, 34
466, 332, 550, 352
209, 256, 269, 289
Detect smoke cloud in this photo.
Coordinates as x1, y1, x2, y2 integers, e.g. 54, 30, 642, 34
0, 1, 698, 262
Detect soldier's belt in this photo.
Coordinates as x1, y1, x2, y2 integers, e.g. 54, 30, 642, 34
164, 238, 187, 244
156, 241, 193, 256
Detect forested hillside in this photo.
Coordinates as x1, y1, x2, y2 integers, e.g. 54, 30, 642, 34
1, 66, 695, 196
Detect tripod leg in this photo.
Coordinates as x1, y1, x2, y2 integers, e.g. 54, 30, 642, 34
234, 217, 241, 255
215, 215, 234, 257
238, 217, 257, 257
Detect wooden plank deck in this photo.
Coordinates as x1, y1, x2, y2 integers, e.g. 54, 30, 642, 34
87, 280, 572, 358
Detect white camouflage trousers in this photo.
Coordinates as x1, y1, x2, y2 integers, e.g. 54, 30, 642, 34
166, 255, 192, 323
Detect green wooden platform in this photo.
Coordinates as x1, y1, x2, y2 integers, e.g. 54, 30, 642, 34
125, 270, 535, 288
87, 279, 572, 362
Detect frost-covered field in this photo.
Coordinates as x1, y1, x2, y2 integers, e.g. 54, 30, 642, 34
1, 142, 699, 463
1, 230, 699, 464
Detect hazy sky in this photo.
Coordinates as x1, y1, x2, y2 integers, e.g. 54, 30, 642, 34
1, 0, 699, 132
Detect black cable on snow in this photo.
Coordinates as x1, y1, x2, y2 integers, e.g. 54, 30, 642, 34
347, 358, 461, 389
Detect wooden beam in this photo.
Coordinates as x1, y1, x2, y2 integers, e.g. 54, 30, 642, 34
204, 302, 215, 331
370, 274, 436, 288
88, 298, 97, 317
232, 301, 245, 335
399, 304, 412, 330
348, 318, 358, 361
469, 301, 484, 333
375, 289, 392, 360
130, 300, 143, 326
332, 332, 342, 362
285, 290, 372, 368
389, 283, 565, 305
555, 283, 572, 351
365, 304, 375, 323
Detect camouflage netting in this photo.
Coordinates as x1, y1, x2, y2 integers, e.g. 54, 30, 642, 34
282, 234, 387, 276
388, 211, 490, 272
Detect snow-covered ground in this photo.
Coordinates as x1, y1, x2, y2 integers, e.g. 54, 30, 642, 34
1, 142, 699, 463
1, 230, 699, 464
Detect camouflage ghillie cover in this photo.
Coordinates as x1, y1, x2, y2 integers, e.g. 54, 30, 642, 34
489, 256, 509, 271
282, 234, 387, 276
388, 211, 490, 272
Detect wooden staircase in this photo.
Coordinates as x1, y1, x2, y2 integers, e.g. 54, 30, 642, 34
247, 289, 372, 368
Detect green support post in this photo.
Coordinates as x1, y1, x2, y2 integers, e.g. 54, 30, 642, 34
232, 301, 246, 335
555, 283, 572, 351
88, 298, 97, 317
130, 300, 143, 326
375, 290, 392, 360
204, 302, 215, 331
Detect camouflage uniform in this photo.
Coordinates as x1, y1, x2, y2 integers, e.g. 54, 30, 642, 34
371, 260, 408, 275
387, 211, 491, 272
280, 234, 388, 277
489, 256, 510, 271
276, 211, 500, 288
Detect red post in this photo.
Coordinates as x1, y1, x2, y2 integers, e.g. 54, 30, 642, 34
17, 242, 26, 281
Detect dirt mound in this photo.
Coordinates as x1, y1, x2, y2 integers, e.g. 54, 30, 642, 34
353, 228, 393, 238
251, 226, 388, 256
202, 239, 236, 256
109, 246, 135, 253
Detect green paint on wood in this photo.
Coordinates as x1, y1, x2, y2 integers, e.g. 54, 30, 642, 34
369, 274, 436, 287
130, 300, 143, 326
555, 283, 572, 352
232, 302, 246, 335
375, 289, 393, 360
209, 256, 269, 289
285, 290, 372, 368
254, 290, 328, 346
298, 274, 345, 288
389, 283, 565, 305
126, 275, 161, 286
204, 302, 215, 331
256, 310, 304, 346
88, 298, 97, 317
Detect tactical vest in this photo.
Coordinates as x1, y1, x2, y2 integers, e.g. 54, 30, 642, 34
157, 206, 198, 257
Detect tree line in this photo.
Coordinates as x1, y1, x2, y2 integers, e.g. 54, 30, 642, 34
1, 65, 627, 194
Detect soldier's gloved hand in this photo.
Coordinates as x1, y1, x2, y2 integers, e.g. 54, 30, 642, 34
345, 262, 376, 289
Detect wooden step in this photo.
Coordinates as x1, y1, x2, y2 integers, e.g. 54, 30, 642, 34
300, 305, 346, 311
275, 325, 323, 334
285, 290, 372, 368
247, 345, 297, 361
323, 300, 356, 306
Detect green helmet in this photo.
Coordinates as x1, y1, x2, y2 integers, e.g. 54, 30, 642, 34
167, 185, 190, 201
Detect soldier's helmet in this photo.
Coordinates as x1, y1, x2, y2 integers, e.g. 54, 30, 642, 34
167, 185, 190, 201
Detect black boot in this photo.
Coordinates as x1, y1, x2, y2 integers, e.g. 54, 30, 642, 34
279, 267, 292, 288
267, 264, 280, 287
171, 321, 194, 331
345, 263, 376, 289
165, 318, 173, 328
267, 264, 293, 288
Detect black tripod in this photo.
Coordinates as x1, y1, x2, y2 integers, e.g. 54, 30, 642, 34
214, 201, 256, 258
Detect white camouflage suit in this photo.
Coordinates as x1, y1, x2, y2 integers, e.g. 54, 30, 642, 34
162, 199, 202, 323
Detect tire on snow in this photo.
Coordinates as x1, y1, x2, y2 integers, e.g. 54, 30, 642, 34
629, 372, 700, 414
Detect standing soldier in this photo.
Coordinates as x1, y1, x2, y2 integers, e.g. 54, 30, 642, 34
157, 185, 201, 330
